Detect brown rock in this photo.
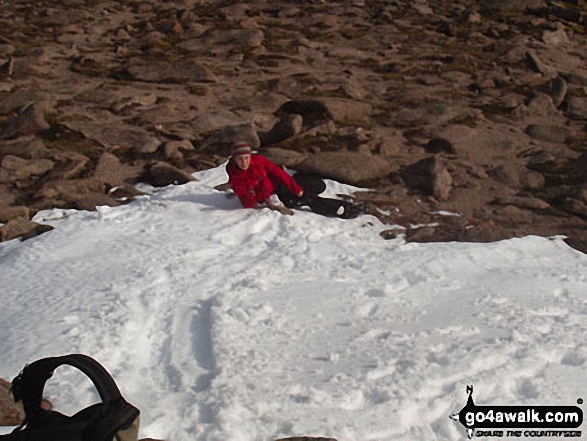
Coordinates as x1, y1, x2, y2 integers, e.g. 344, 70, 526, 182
320, 98, 373, 126
51, 151, 90, 180
569, 151, 587, 183
0, 155, 54, 183
200, 122, 261, 155
277, 100, 334, 130
489, 164, 521, 187
262, 148, 307, 168
525, 124, 574, 144
0, 378, 24, 426
34, 178, 121, 211
143, 162, 196, 187
177, 29, 265, 53
62, 121, 161, 155
566, 97, 587, 120
127, 63, 218, 84
0, 217, 54, 242
547, 77, 567, 108
0, 136, 50, 159
297, 151, 392, 185
0, 103, 50, 140
260, 114, 303, 146
92, 152, 140, 188
401, 157, 453, 201
0, 206, 31, 223
480, 0, 546, 12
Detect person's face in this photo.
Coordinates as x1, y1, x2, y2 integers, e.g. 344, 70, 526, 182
234, 154, 251, 170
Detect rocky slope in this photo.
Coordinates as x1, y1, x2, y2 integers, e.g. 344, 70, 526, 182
0, 0, 586, 252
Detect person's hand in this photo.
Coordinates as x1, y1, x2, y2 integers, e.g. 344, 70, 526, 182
297, 190, 304, 197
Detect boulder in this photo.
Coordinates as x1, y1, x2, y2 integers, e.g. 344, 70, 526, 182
424, 138, 456, 154
566, 97, 587, 120
163, 140, 194, 162
262, 148, 308, 168
259, 114, 303, 146
320, 98, 373, 126
177, 29, 265, 53
0, 103, 50, 140
142, 162, 196, 187
480, 0, 546, 12
62, 121, 161, 154
0, 136, 50, 159
111, 93, 158, 114
0, 155, 54, 183
542, 28, 570, 46
200, 122, 261, 155
569, 151, 587, 183
126, 63, 217, 84
277, 100, 334, 129
92, 152, 141, 188
525, 124, 574, 144
297, 151, 392, 185
35, 178, 122, 211
0, 206, 31, 223
0, 217, 54, 242
401, 156, 453, 201
0, 378, 24, 426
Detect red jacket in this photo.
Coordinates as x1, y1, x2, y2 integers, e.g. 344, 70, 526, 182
226, 154, 303, 208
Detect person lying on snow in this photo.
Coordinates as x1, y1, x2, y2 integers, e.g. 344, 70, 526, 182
226, 141, 363, 218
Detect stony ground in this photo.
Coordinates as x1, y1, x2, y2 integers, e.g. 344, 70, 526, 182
0, 0, 586, 252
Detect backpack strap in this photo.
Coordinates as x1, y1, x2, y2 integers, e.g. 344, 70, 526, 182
11, 354, 124, 422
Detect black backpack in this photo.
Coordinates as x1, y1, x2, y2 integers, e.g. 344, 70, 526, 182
1, 354, 140, 441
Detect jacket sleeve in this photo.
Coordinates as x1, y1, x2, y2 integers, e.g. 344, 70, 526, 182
259, 156, 303, 195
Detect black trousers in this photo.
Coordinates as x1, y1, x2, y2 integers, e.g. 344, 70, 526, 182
276, 174, 361, 219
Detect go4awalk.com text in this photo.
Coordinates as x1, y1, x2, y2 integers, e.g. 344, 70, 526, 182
450, 386, 583, 439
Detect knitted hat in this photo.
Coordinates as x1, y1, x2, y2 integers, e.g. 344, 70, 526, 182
231, 141, 252, 157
